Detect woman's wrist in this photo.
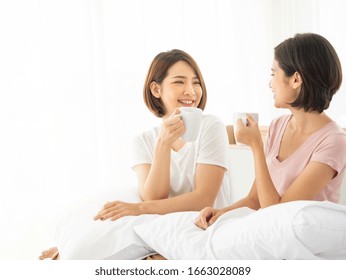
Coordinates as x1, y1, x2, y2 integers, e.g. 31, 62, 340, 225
139, 200, 154, 215
250, 137, 263, 151
156, 137, 172, 152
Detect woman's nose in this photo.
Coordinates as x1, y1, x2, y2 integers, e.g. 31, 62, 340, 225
184, 83, 196, 95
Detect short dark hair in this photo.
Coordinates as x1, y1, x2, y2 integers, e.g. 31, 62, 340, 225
143, 49, 207, 117
274, 33, 342, 113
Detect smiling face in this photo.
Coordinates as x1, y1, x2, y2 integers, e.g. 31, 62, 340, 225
151, 61, 202, 118
269, 59, 300, 109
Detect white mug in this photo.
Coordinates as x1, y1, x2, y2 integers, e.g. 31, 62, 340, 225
233, 112, 259, 145
180, 107, 203, 142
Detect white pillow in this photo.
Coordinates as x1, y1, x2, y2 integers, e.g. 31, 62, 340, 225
53, 187, 157, 260
134, 201, 346, 259
293, 202, 346, 259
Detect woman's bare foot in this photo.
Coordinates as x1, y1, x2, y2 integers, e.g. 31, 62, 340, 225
39, 247, 59, 260
145, 253, 166, 260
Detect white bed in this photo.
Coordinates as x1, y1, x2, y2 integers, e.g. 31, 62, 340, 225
134, 200, 346, 260
53, 143, 346, 260
54, 194, 346, 260
133, 144, 346, 260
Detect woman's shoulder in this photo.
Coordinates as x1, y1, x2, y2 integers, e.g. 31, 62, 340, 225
329, 121, 346, 136
133, 126, 159, 145
319, 121, 346, 146
269, 114, 291, 129
201, 114, 225, 126
199, 114, 227, 136
197, 114, 228, 144
311, 122, 346, 171
266, 114, 291, 139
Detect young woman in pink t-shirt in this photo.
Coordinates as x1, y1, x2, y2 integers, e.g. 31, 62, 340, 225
196, 33, 346, 230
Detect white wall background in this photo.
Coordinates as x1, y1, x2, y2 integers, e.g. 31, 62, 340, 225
0, 0, 345, 259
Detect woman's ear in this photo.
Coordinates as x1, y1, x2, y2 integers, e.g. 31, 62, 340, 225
292, 71, 303, 90
150, 82, 161, 98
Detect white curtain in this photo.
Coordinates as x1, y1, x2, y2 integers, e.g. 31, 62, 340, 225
0, 0, 345, 259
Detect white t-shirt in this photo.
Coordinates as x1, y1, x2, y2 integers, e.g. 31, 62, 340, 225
132, 114, 231, 208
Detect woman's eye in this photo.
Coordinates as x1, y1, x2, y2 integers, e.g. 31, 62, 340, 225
174, 81, 184, 84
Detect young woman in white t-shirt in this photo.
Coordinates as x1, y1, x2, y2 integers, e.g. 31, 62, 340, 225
93, 49, 231, 221
39, 49, 231, 260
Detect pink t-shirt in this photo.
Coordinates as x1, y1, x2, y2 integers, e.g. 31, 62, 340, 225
265, 114, 346, 203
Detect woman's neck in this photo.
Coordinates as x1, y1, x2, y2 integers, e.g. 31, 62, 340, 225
288, 110, 332, 135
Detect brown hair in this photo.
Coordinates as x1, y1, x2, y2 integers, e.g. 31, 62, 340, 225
143, 49, 207, 117
274, 33, 342, 113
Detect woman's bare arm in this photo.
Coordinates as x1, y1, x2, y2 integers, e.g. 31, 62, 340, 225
94, 163, 226, 221
238, 116, 336, 208
137, 110, 184, 201
140, 163, 226, 214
